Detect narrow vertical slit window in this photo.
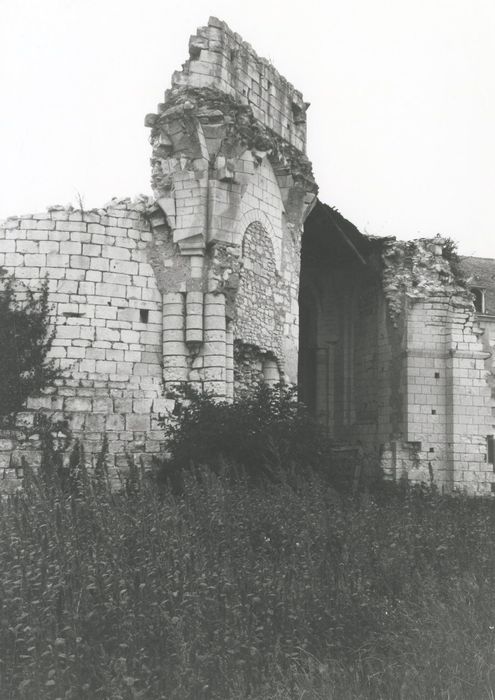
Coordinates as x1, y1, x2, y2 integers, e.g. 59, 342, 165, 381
487, 435, 495, 467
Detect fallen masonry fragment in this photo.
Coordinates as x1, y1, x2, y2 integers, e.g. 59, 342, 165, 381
1, 17, 494, 493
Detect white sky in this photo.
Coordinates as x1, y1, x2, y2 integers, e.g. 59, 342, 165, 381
1, 0, 494, 257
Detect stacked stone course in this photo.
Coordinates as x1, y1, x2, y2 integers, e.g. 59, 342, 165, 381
0, 198, 171, 485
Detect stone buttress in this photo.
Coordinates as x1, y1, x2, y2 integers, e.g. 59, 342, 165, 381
144, 16, 317, 398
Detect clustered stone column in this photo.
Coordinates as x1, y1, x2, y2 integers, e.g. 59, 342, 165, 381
144, 18, 317, 399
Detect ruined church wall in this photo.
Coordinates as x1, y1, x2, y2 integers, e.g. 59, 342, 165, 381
0, 199, 170, 485
233, 158, 300, 387
175, 17, 308, 150
380, 239, 494, 494
146, 17, 316, 397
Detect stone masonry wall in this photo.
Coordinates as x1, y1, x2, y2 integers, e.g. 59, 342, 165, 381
0, 17, 317, 489
0, 198, 171, 487
236, 221, 282, 355
380, 237, 494, 494
174, 17, 309, 151
145, 17, 316, 398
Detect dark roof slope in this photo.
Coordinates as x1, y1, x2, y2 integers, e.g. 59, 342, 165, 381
461, 256, 495, 315
303, 200, 371, 266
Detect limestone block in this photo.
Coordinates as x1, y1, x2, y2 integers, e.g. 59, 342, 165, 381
204, 316, 226, 331
24, 219, 56, 230
126, 414, 151, 431
124, 350, 141, 363
0, 239, 16, 253
60, 241, 82, 255
133, 398, 153, 413
204, 367, 226, 381
163, 367, 189, 382
110, 260, 139, 275
93, 397, 114, 413
186, 329, 203, 343
152, 397, 175, 414
57, 221, 86, 232
142, 288, 161, 303
106, 414, 125, 431
66, 347, 85, 359
102, 245, 130, 261
95, 360, 117, 374
163, 315, 185, 331
64, 397, 93, 412
163, 341, 187, 356
121, 330, 140, 343
96, 327, 120, 342
88, 223, 106, 234
204, 329, 226, 342
202, 340, 225, 356
26, 396, 52, 410
85, 414, 106, 432
70, 255, 90, 269
114, 398, 133, 413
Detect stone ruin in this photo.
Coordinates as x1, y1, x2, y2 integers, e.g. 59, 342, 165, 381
1, 17, 494, 493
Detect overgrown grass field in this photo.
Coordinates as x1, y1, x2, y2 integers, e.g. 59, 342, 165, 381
2, 469, 495, 699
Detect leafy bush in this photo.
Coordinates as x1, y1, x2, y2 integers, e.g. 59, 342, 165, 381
2, 470, 495, 698
157, 384, 335, 490
0, 270, 60, 417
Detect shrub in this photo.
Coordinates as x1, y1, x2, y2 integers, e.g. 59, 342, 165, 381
157, 383, 335, 490
0, 270, 60, 418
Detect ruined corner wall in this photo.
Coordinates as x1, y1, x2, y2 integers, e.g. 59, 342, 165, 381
145, 16, 317, 398
0, 198, 170, 488
380, 238, 494, 494
0, 17, 317, 489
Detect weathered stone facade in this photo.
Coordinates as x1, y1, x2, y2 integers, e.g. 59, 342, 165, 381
1, 17, 494, 493
300, 205, 494, 494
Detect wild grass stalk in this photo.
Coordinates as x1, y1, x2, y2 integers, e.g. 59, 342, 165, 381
1, 468, 495, 698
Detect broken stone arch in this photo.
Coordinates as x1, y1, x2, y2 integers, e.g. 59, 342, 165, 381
232, 219, 284, 392
237, 209, 282, 272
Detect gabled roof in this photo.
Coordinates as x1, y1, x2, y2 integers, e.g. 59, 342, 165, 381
303, 200, 371, 266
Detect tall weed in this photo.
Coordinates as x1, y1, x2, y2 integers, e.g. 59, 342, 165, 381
1, 470, 495, 698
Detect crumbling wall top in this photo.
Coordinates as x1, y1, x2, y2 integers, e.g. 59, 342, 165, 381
379, 235, 472, 322
161, 16, 309, 152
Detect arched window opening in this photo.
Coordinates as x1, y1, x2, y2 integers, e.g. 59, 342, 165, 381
471, 288, 485, 314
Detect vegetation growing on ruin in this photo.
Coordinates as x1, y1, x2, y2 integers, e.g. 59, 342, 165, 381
155, 384, 340, 492
2, 464, 495, 699
0, 270, 59, 418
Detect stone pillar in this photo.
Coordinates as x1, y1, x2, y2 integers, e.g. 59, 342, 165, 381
186, 292, 203, 344
203, 292, 227, 397
315, 347, 329, 426
162, 292, 188, 387
327, 341, 337, 438
225, 322, 234, 400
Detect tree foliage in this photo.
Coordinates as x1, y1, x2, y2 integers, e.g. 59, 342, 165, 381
0, 270, 60, 416
157, 383, 335, 491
